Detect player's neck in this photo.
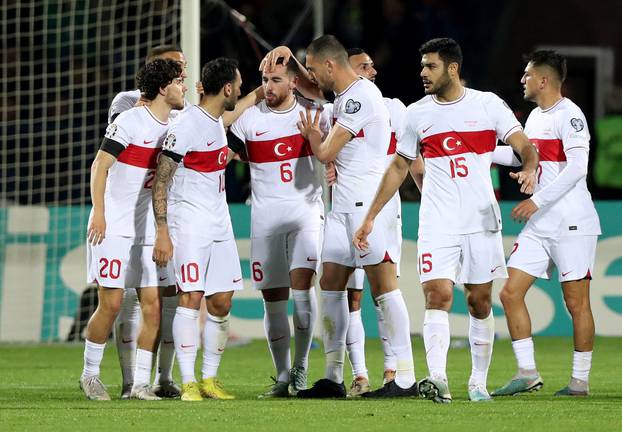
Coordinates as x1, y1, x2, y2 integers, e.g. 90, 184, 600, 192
333, 69, 359, 94
199, 97, 225, 119
271, 94, 296, 111
435, 82, 464, 103
536, 91, 564, 111
148, 99, 172, 123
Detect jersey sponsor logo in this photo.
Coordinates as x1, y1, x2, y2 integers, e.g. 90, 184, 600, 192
117, 144, 161, 169
255, 130, 269, 136
570, 118, 584, 132
143, 139, 154, 145
344, 99, 361, 114
207, 140, 216, 146
422, 125, 434, 133
420, 130, 496, 158
246, 133, 313, 163
530, 138, 567, 162
184, 147, 229, 172
163, 133, 176, 150
105, 123, 118, 138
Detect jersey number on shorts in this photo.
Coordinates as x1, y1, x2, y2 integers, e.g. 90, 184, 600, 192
143, 170, 156, 189
180, 263, 200, 283
418, 253, 432, 274
449, 157, 468, 178
280, 163, 293, 183
252, 261, 264, 281
99, 258, 121, 279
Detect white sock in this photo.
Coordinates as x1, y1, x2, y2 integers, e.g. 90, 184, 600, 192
512, 337, 537, 372
133, 349, 153, 387
321, 290, 349, 384
375, 304, 396, 372
572, 350, 592, 382
292, 287, 317, 371
468, 312, 494, 387
376, 290, 415, 388
173, 306, 199, 384
114, 288, 139, 385
346, 309, 368, 379
153, 296, 177, 385
202, 312, 230, 379
423, 309, 449, 381
82, 339, 106, 379
263, 300, 291, 383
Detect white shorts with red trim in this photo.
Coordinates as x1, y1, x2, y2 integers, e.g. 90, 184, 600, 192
507, 232, 597, 282
323, 207, 401, 269
250, 229, 323, 290
171, 234, 243, 296
87, 236, 171, 289
417, 230, 507, 284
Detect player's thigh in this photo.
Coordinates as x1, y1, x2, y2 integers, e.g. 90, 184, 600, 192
459, 231, 507, 284
288, 229, 322, 275
364, 260, 398, 297
550, 235, 598, 283
251, 234, 289, 290
320, 262, 355, 292
351, 207, 400, 268
131, 240, 171, 289
322, 211, 356, 268
87, 236, 134, 289
416, 233, 462, 284
507, 232, 552, 280
205, 238, 244, 297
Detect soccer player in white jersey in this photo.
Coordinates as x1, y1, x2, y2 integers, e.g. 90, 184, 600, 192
229, 58, 329, 398
491, 51, 601, 398
106, 44, 187, 401
151, 58, 244, 402
340, 48, 406, 396
269, 35, 416, 399
80, 59, 185, 401
353, 38, 540, 402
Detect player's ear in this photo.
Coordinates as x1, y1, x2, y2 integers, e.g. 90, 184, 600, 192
223, 82, 232, 98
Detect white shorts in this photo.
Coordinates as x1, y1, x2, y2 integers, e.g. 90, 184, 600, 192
171, 234, 243, 296
507, 232, 597, 282
87, 236, 170, 289
251, 229, 323, 290
323, 207, 401, 268
416, 231, 507, 284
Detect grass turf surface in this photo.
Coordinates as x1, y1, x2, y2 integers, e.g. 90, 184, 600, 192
1, 337, 621, 431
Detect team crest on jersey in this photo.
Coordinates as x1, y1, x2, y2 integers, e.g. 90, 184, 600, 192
163, 133, 176, 150
570, 118, 584, 132
105, 123, 117, 138
344, 99, 361, 114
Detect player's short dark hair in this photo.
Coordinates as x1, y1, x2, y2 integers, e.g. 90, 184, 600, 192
523, 50, 567, 83
201, 57, 239, 96
306, 35, 348, 66
135, 59, 182, 100
275, 56, 299, 76
419, 38, 463, 71
145, 44, 183, 63
347, 48, 365, 57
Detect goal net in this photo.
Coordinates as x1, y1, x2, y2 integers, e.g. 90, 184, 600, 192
0, 0, 181, 342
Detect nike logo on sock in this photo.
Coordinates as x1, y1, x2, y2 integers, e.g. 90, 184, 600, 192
270, 336, 285, 342
163, 340, 174, 345
180, 344, 195, 348
217, 347, 225, 352
296, 326, 309, 331
122, 338, 133, 344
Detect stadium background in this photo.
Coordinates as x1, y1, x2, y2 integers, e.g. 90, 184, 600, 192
1, 0, 621, 343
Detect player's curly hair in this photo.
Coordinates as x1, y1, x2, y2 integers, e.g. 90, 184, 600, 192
135, 59, 182, 101
201, 57, 239, 96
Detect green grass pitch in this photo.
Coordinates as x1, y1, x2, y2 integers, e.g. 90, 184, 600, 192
1, 337, 621, 431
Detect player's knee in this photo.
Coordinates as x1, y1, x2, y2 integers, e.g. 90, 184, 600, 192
347, 290, 362, 311
499, 287, 517, 307
320, 274, 340, 291
206, 295, 232, 317
425, 289, 452, 309
467, 294, 492, 317
564, 294, 589, 316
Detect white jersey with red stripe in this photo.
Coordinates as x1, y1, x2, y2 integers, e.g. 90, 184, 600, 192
331, 77, 392, 213
397, 88, 523, 235
229, 97, 328, 237
384, 97, 406, 215
523, 97, 601, 237
97, 106, 168, 238
165, 105, 233, 240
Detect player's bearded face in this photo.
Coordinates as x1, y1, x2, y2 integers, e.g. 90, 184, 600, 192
305, 54, 334, 92
224, 72, 242, 111
166, 77, 186, 110
263, 68, 294, 108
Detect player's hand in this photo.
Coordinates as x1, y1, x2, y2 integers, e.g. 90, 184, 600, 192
259, 46, 293, 73
87, 210, 106, 245
297, 107, 322, 143
196, 81, 204, 95
353, 218, 374, 251
153, 229, 174, 267
509, 169, 537, 194
511, 198, 538, 223
325, 161, 337, 186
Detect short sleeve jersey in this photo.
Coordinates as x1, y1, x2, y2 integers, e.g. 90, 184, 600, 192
397, 88, 522, 235
331, 78, 392, 213
99, 106, 169, 238
523, 97, 601, 237
230, 97, 328, 237
165, 106, 233, 240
